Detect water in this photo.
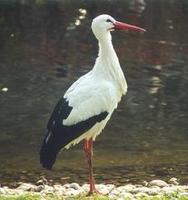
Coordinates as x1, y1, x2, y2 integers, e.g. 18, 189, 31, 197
0, 0, 188, 186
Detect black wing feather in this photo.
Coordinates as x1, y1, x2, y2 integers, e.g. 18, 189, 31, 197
40, 97, 108, 170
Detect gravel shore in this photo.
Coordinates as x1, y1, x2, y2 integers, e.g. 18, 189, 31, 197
0, 178, 188, 199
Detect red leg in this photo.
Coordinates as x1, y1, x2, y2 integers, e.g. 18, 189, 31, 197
83, 139, 100, 195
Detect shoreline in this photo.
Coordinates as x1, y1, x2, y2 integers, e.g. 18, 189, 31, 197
0, 178, 188, 199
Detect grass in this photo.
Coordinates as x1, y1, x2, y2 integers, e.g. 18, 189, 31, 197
0, 194, 109, 200
0, 193, 188, 200
0, 194, 40, 200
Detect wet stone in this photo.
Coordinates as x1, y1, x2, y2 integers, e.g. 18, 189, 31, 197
161, 186, 177, 195
109, 188, 119, 196
0, 187, 6, 194
34, 185, 44, 192
135, 192, 149, 198
36, 177, 48, 186
64, 187, 81, 196
69, 182, 81, 190
149, 180, 169, 187
168, 177, 179, 185
17, 183, 35, 191
81, 184, 89, 192
96, 184, 112, 195
36, 180, 44, 186
119, 191, 134, 199
147, 187, 161, 195
40, 185, 54, 194
120, 184, 136, 192
179, 192, 188, 198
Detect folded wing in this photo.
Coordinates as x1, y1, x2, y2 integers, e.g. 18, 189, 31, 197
40, 82, 115, 169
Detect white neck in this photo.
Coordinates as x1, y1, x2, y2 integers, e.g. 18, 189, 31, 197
93, 31, 127, 95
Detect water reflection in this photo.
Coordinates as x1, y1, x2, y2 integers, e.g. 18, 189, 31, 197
0, 0, 188, 185
128, 0, 146, 15
1, 87, 8, 92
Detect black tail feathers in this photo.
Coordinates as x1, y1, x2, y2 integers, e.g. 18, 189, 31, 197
39, 131, 60, 170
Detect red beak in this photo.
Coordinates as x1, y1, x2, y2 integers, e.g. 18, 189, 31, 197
114, 21, 146, 32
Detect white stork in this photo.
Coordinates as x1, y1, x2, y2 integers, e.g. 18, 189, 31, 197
40, 14, 145, 194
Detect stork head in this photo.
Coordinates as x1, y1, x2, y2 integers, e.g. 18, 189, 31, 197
91, 14, 146, 40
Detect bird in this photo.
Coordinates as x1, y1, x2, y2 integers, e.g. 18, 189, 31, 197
40, 14, 146, 194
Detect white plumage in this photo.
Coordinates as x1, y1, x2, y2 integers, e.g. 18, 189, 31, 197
63, 15, 127, 148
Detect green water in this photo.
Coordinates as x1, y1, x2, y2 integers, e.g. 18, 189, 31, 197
0, 0, 188, 186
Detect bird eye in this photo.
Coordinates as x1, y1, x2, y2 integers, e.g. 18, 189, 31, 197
106, 19, 112, 23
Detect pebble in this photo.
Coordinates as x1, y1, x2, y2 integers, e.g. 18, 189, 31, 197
39, 185, 54, 195
117, 184, 136, 192
0, 179, 187, 199
131, 186, 151, 194
34, 185, 44, 192
149, 179, 169, 187
147, 187, 161, 195
17, 183, 35, 191
135, 192, 149, 198
0, 187, 6, 194
36, 177, 48, 185
95, 184, 111, 195
179, 192, 188, 198
81, 184, 90, 192
162, 186, 178, 195
69, 182, 81, 190
168, 177, 179, 185
119, 191, 134, 199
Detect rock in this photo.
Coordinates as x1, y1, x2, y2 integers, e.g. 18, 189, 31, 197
0, 187, 6, 194
44, 185, 53, 191
17, 183, 35, 191
14, 189, 25, 195
40, 185, 54, 194
53, 184, 64, 191
143, 181, 148, 186
95, 184, 111, 195
131, 186, 150, 194
64, 187, 80, 196
81, 184, 89, 192
17, 182, 24, 186
135, 192, 149, 198
119, 184, 136, 193
120, 191, 134, 199
149, 180, 169, 187
116, 198, 124, 200
161, 186, 176, 195
63, 183, 71, 188
53, 185, 65, 196
36, 177, 48, 185
178, 185, 188, 191
108, 194, 117, 199
34, 185, 44, 192
179, 192, 188, 198
36, 180, 44, 186
148, 187, 161, 195
69, 182, 80, 190
2, 186, 9, 193
168, 177, 179, 185
110, 187, 120, 194
100, 187, 110, 195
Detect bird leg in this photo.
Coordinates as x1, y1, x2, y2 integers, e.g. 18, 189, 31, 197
83, 139, 100, 195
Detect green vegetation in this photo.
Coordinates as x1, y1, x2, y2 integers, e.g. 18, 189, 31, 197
0, 194, 108, 200
0, 192, 188, 200
0, 194, 40, 200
